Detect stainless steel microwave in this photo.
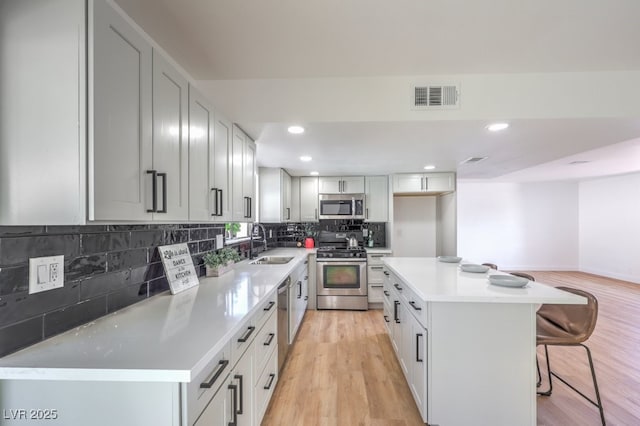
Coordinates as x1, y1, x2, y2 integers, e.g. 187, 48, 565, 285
318, 194, 365, 220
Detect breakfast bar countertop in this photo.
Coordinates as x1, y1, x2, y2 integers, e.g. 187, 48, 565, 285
382, 257, 586, 305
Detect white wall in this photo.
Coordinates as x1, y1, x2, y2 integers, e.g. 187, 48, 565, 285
457, 181, 579, 270
579, 172, 640, 283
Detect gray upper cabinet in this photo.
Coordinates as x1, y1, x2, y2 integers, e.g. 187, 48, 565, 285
90, 0, 153, 221
258, 168, 292, 222
318, 176, 365, 194
92, 0, 189, 221
1, 0, 87, 225
189, 99, 231, 223
232, 126, 257, 222
213, 115, 232, 222
151, 52, 189, 221
365, 176, 389, 222
393, 172, 455, 194
299, 177, 319, 222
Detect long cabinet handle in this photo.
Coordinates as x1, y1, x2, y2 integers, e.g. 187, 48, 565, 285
297, 281, 302, 299
287, 207, 291, 220
157, 172, 167, 213
211, 187, 218, 216
249, 197, 252, 218
394, 300, 400, 323
416, 333, 424, 362
228, 384, 238, 426
409, 301, 422, 311
263, 301, 275, 311
199, 359, 229, 389
424, 176, 428, 191
234, 374, 244, 414
237, 326, 256, 343
366, 207, 369, 220
217, 189, 223, 216
264, 373, 276, 390
264, 333, 275, 346
146, 170, 157, 212
315, 208, 318, 219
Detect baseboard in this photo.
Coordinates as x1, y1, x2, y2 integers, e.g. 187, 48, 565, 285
578, 267, 640, 285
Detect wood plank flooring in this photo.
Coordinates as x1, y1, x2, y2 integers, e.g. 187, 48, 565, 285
262, 272, 640, 426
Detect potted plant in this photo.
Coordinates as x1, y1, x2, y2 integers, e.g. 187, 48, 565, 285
203, 248, 242, 277
225, 222, 241, 239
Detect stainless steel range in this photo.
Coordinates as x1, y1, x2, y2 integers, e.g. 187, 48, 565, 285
316, 231, 368, 310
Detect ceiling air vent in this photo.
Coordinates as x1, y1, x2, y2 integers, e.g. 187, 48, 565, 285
460, 157, 488, 165
412, 84, 460, 110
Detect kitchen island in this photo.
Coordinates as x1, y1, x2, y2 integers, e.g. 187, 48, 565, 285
381, 257, 586, 426
0, 248, 313, 426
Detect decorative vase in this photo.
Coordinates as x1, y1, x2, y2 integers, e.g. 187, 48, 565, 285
304, 237, 315, 248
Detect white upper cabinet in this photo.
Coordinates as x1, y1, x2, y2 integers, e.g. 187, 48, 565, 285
299, 177, 319, 222
365, 176, 389, 222
318, 176, 365, 194
290, 177, 301, 222
393, 172, 455, 194
213, 116, 232, 222
0, 0, 87, 225
258, 168, 292, 222
90, 0, 153, 221
232, 126, 257, 221
188, 86, 215, 221
152, 52, 189, 220
92, 0, 189, 221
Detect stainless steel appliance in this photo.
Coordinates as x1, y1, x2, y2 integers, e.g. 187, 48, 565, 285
318, 193, 365, 220
277, 277, 291, 372
316, 231, 368, 310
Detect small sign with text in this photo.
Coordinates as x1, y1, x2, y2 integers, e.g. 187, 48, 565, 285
158, 243, 199, 294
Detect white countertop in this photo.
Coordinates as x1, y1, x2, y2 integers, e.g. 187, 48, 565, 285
382, 257, 586, 304
366, 247, 393, 254
0, 248, 313, 383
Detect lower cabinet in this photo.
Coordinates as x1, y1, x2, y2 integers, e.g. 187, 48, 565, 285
367, 251, 392, 303
194, 375, 233, 426
289, 260, 308, 343
384, 268, 428, 422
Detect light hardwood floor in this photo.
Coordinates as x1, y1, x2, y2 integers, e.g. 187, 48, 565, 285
262, 272, 640, 426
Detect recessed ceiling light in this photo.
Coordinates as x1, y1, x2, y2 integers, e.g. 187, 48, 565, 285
310, 171, 319, 176
423, 165, 435, 170
486, 122, 509, 132
288, 125, 305, 134
300, 156, 312, 162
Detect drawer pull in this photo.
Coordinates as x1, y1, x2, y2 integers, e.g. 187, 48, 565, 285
409, 301, 422, 311
383, 315, 390, 323
200, 359, 229, 389
237, 326, 256, 343
394, 283, 403, 291
370, 266, 384, 270
264, 373, 276, 390
383, 271, 390, 276
371, 284, 383, 288
264, 333, 275, 346
263, 301, 275, 311
383, 290, 390, 296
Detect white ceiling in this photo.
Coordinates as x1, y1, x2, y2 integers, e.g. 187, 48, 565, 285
115, 0, 640, 181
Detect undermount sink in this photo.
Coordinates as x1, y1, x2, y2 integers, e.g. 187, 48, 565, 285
250, 256, 294, 265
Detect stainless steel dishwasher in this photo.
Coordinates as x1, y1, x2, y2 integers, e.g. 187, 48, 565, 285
277, 276, 291, 373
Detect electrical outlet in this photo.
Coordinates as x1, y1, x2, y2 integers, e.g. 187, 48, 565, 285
29, 255, 64, 294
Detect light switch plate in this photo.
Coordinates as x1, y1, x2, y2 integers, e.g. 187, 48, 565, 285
29, 255, 64, 294
216, 234, 224, 249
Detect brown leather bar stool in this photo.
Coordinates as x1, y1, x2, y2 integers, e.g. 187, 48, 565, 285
482, 263, 498, 270
536, 286, 605, 425
509, 271, 535, 281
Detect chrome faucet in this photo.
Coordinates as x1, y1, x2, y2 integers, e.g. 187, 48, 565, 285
249, 223, 268, 259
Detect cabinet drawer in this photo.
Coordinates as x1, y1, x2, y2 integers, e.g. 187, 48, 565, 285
403, 286, 428, 327
254, 309, 277, 382
367, 253, 389, 266
254, 344, 278, 425
188, 341, 231, 425
368, 265, 385, 283
255, 291, 277, 333
231, 318, 258, 367
368, 284, 384, 303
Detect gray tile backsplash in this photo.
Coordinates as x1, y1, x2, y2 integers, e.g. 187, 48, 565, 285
0, 223, 225, 357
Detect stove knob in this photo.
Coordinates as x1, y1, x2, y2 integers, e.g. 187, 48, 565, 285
328, 253, 333, 258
